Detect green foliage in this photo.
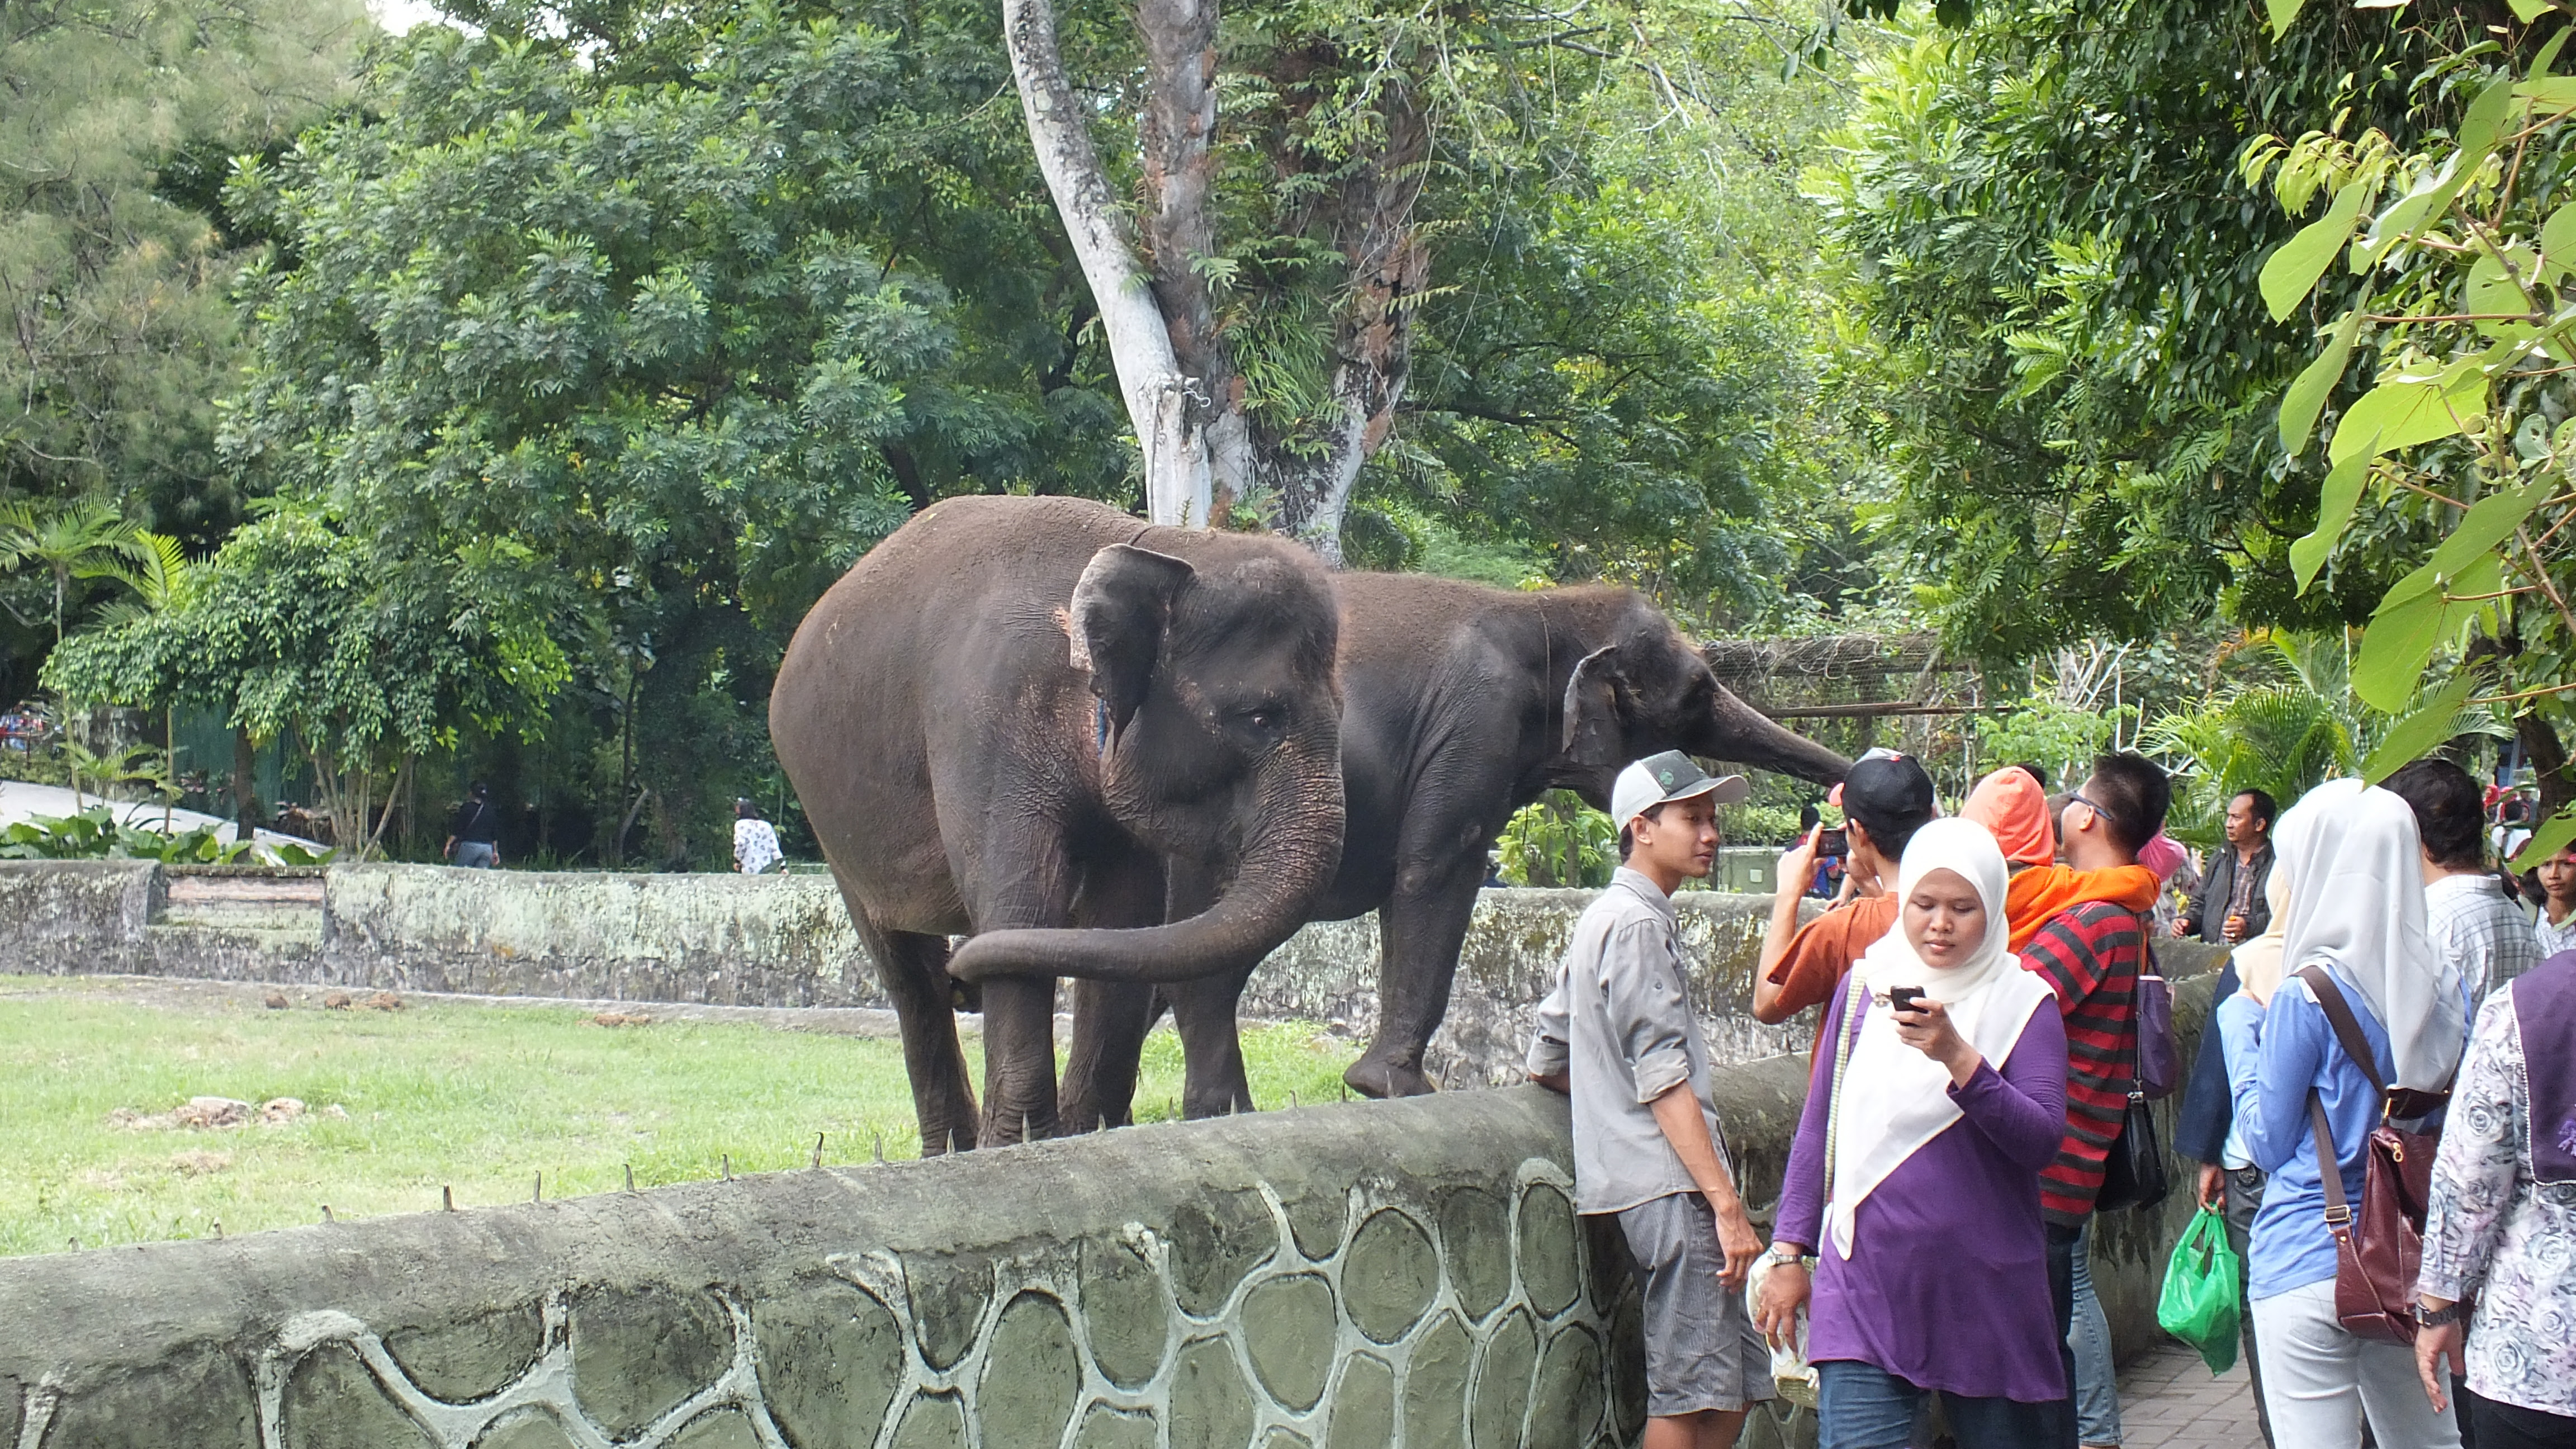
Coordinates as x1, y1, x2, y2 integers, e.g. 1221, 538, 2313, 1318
209, 0, 1130, 864
2239, 10, 2576, 863
1812, 3, 2476, 659
1497, 791, 1617, 889
0, 0, 361, 539
0, 808, 266, 865
1719, 802, 1808, 847
1978, 699, 2134, 790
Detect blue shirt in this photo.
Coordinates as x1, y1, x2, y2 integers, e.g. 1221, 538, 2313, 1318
2216, 964, 2401, 1301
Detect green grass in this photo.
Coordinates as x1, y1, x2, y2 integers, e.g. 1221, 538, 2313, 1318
0, 978, 1361, 1256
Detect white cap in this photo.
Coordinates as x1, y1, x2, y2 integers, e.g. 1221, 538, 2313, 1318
1611, 750, 1749, 830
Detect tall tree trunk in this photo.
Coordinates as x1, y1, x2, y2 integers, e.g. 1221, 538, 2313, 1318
1263, 83, 1431, 564
2518, 712, 2573, 822
233, 727, 265, 836
1003, 0, 1218, 527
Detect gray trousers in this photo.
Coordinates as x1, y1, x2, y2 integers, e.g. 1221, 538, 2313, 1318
2223, 1166, 2276, 1448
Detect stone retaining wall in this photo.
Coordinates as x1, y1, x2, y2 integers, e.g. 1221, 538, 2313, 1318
0, 972, 2220, 1448
0, 863, 1827, 1075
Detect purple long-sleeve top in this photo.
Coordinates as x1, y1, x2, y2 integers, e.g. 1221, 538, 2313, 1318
1774, 984, 2072, 1403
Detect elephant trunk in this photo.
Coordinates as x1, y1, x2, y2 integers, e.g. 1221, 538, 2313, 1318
948, 737, 1346, 986
1699, 686, 1850, 787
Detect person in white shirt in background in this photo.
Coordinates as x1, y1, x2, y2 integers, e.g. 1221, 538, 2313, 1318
733, 798, 783, 875
2386, 760, 2541, 1010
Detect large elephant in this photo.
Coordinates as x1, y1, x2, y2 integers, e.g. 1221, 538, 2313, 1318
962, 571, 1850, 1122
770, 495, 1344, 1152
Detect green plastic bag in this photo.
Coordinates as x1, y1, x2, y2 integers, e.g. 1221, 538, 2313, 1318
2156, 1205, 2244, 1374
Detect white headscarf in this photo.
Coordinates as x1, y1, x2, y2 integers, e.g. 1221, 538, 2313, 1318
2275, 778, 2467, 1091
2231, 860, 2294, 1002
1827, 818, 2059, 1258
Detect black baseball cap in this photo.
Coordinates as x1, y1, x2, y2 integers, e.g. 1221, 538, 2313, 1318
1832, 749, 1936, 835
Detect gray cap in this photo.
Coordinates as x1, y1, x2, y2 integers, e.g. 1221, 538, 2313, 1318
1611, 750, 1749, 828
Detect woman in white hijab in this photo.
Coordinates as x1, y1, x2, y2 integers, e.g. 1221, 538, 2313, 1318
1757, 818, 2072, 1447
2216, 778, 2468, 1448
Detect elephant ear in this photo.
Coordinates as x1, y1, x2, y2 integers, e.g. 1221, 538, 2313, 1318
1068, 543, 1196, 737
1562, 643, 1632, 769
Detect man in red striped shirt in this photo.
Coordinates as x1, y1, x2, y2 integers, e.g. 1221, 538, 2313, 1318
2019, 751, 2169, 1449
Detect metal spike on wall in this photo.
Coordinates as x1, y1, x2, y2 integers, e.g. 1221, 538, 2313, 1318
320, 1205, 333, 1223
1021, 1113, 1032, 1147
944, 1130, 956, 1158
533, 1173, 542, 1204
811, 1133, 825, 1169
721, 1155, 733, 1182
873, 1132, 885, 1164
211, 1220, 222, 1240
442, 1185, 456, 1212
623, 1164, 636, 1194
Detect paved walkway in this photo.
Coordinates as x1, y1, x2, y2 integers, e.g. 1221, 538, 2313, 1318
2119, 1339, 2261, 1449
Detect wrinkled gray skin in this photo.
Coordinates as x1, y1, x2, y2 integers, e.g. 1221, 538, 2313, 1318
770, 496, 1343, 1150
956, 572, 1852, 1122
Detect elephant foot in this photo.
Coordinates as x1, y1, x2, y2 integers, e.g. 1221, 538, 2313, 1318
1343, 1053, 1436, 1100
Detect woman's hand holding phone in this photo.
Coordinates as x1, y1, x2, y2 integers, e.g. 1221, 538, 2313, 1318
1890, 992, 1981, 1086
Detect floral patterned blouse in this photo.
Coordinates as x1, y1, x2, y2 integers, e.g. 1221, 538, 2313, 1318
2416, 985, 2576, 1418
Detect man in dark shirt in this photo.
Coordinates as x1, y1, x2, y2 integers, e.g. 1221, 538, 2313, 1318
2176, 789, 2274, 944
443, 782, 501, 869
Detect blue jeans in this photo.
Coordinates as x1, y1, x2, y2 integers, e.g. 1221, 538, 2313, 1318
2069, 1220, 2123, 1446
453, 841, 497, 869
1816, 1361, 2061, 1449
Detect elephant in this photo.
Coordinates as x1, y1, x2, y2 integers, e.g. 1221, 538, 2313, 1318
769, 495, 1345, 1152
958, 571, 1850, 1123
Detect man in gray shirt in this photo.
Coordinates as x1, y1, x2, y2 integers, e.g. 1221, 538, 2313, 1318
1527, 750, 1773, 1449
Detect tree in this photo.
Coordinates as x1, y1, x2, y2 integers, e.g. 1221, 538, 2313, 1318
1810, 1, 2482, 659
0, 498, 151, 643
0, 0, 362, 532
44, 503, 562, 859
2242, 0, 2576, 855
1003, 0, 1437, 554
217, 0, 1126, 862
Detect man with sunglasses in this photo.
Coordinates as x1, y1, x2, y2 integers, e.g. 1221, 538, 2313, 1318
2023, 753, 2170, 1449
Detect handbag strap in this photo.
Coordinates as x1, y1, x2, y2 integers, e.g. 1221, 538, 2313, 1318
2295, 965, 2388, 1098
1821, 974, 1868, 1216
2307, 1090, 2353, 1228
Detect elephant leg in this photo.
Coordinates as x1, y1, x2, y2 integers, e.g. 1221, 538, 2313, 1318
856, 917, 979, 1154
1158, 855, 1256, 1119
1164, 965, 1258, 1118
1057, 849, 1166, 1134
1060, 980, 1158, 1132
1345, 854, 1486, 1099
976, 976, 1060, 1146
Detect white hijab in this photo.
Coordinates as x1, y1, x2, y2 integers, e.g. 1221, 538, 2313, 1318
2275, 778, 2467, 1091
1827, 818, 2059, 1259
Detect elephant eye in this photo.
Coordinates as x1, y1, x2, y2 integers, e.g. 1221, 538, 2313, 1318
1233, 704, 1287, 743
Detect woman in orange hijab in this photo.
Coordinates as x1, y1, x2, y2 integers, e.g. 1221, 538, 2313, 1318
1961, 766, 2160, 948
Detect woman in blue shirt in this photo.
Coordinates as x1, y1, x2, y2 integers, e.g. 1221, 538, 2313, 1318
2217, 779, 2469, 1449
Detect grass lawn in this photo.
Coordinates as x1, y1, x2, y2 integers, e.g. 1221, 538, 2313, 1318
0, 977, 1361, 1257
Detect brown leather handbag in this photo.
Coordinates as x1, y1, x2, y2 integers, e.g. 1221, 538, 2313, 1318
2296, 965, 2447, 1346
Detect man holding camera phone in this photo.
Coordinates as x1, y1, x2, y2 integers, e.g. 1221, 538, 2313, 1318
1752, 750, 1940, 1037
1527, 751, 1774, 1449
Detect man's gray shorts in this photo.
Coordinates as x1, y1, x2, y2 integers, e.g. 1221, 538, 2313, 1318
1612, 1192, 1775, 1418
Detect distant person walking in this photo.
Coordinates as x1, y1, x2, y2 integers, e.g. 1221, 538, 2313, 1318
733, 799, 783, 875
443, 782, 500, 869
2177, 788, 2275, 944
1527, 750, 1770, 1449
2415, 949, 2576, 1447
1757, 818, 2071, 1446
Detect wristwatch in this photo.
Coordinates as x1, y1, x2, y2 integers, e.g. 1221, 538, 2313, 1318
2416, 1300, 2468, 1328
1767, 1244, 1806, 1266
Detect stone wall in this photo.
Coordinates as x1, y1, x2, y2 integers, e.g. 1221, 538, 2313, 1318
0, 1091, 1683, 1449
0, 863, 1822, 1072
0, 969, 2223, 1449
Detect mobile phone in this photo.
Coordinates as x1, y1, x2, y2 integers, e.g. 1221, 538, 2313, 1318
1888, 986, 1926, 1014
1817, 827, 1847, 856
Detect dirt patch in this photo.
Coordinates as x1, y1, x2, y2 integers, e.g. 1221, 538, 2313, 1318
110, 1096, 344, 1131
588, 1011, 652, 1027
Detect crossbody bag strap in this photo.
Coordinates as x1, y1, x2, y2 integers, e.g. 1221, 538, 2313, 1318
2309, 1089, 2353, 1228
1821, 974, 1868, 1215
2295, 965, 2388, 1098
